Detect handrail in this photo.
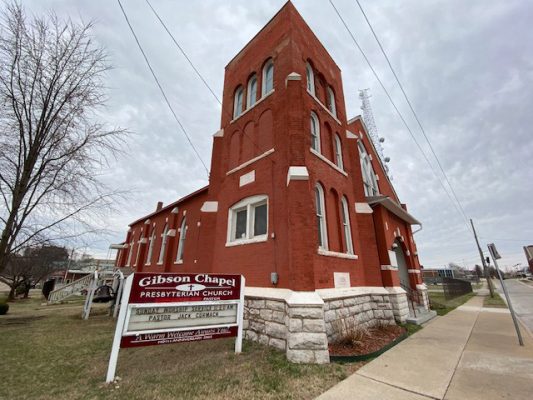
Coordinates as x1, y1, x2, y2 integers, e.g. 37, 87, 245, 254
399, 282, 422, 318
48, 274, 93, 304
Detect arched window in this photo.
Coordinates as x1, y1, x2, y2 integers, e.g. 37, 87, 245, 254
228, 195, 268, 244
157, 224, 168, 264
145, 227, 156, 265
134, 230, 144, 266
306, 62, 315, 94
327, 86, 336, 116
176, 218, 187, 263
315, 183, 328, 249
341, 196, 354, 254
262, 59, 274, 94
126, 232, 135, 267
310, 112, 321, 152
334, 134, 343, 170
247, 75, 258, 108
233, 86, 244, 118
358, 141, 379, 196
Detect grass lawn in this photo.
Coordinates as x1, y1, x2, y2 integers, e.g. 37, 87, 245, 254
483, 293, 507, 308
428, 291, 475, 316
0, 296, 363, 400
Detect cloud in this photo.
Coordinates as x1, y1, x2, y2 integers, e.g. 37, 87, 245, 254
20, 0, 533, 270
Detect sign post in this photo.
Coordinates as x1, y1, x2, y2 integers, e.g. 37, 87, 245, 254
105, 273, 245, 383
487, 243, 524, 346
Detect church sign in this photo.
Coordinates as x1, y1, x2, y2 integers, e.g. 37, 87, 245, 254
106, 272, 245, 383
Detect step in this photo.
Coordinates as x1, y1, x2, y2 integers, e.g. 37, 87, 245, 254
406, 309, 437, 325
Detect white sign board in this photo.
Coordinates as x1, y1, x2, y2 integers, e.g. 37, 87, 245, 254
106, 272, 245, 383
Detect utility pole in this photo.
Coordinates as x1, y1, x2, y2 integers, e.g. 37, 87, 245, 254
470, 219, 494, 297
488, 243, 524, 346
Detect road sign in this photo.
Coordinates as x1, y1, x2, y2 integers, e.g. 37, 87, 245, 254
487, 243, 501, 260
106, 272, 245, 382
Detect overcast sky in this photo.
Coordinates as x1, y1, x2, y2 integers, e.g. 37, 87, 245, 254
21, 0, 533, 270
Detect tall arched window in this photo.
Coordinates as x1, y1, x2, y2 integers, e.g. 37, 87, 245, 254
315, 183, 328, 250
306, 62, 315, 94
176, 218, 187, 263
126, 232, 135, 267
327, 86, 336, 116
233, 86, 244, 118
134, 230, 144, 266
358, 141, 379, 196
247, 75, 258, 108
341, 196, 354, 254
310, 112, 321, 152
145, 227, 156, 265
334, 134, 343, 170
157, 224, 168, 264
262, 59, 274, 94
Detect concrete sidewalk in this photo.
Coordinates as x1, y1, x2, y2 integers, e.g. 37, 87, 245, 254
316, 295, 533, 400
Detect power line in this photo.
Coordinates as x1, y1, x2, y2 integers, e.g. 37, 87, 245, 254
354, 0, 469, 223
145, 0, 277, 165
116, 0, 209, 176
328, 0, 471, 233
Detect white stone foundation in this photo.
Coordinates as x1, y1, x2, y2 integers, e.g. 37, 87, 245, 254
243, 286, 409, 364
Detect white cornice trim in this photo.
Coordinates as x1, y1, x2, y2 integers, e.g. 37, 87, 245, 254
310, 148, 348, 177
226, 148, 275, 175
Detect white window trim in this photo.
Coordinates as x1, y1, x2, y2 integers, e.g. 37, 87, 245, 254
318, 248, 358, 260
175, 218, 187, 263
126, 237, 135, 267
310, 112, 321, 153
315, 184, 328, 250
334, 134, 343, 170
262, 59, 274, 96
310, 148, 348, 177
306, 89, 342, 125
306, 63, 315, 95
145, 228, 156, 265
226, 195, 268, 246
327, 86, 337, 117
233, 86, 244, 119
157, 224, 168, 265
358, 142, 379, 196
247, 75, 258, 109
229, 89, 274, 124
341, 196, 354, 255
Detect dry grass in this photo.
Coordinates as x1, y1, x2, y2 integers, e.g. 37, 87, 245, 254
0, 296, 362, 400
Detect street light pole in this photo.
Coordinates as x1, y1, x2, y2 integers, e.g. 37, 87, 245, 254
470, 219, 494, 297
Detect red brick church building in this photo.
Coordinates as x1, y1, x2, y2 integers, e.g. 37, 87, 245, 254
116, 2, 432, 363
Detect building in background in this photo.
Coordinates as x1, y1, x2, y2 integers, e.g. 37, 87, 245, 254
115, 2, 431, 363
524, 245, 533, 274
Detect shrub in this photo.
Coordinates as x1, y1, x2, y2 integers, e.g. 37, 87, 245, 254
331, 318, 368, 347
0, 302, 9, 315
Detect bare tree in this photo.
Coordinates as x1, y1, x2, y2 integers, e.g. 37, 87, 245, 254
0, 244, 68, 300
0, 2, 124, 274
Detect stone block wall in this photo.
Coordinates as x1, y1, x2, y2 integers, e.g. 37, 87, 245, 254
323, 294, 396, 342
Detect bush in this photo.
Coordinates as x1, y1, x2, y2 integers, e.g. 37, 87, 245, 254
0, 302, 9, 315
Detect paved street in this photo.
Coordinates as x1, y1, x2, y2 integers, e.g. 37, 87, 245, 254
497, 279, 533, 335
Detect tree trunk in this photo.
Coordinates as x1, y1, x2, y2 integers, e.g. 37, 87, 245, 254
8, 286, 15, 301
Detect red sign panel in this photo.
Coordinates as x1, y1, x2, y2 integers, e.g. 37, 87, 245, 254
121, 326, 238, 348
128, 273, 242, 304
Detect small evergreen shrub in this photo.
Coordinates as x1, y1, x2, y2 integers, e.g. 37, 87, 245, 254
0, 301, 9, 315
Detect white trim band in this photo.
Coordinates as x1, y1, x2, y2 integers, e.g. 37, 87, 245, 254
227, 148, 275, 175
318, 248, 358, 260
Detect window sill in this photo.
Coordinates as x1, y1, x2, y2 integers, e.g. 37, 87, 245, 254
174, 260, 183, 264
318, 248, 358, 260
231, 89, 274, 124
306, 90, 341, 125
226, 235, 268, 247
310, 148, 348, 177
